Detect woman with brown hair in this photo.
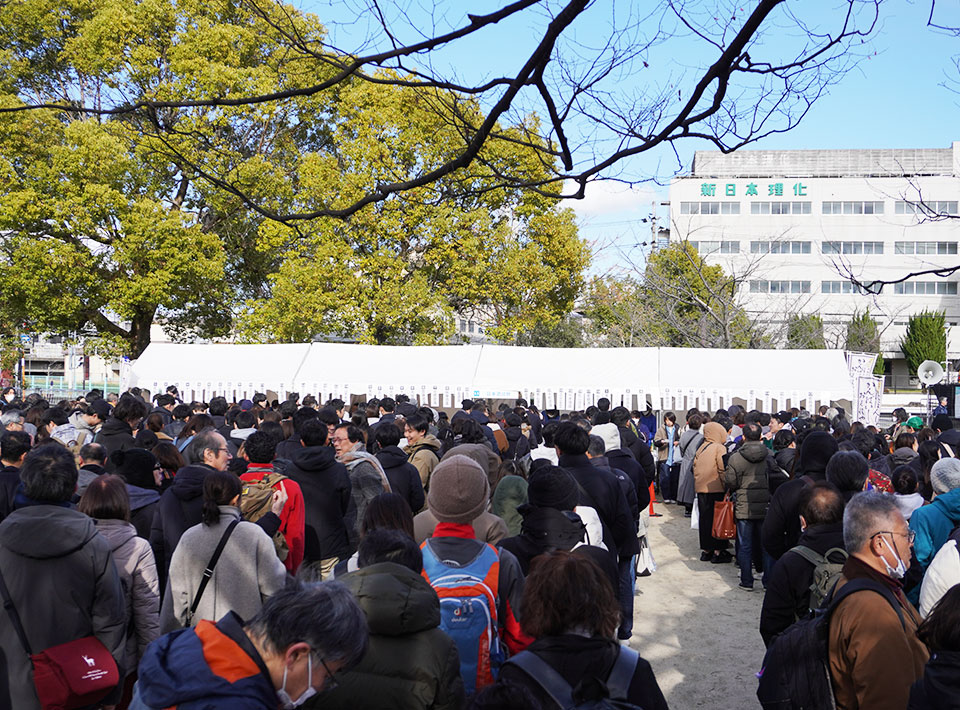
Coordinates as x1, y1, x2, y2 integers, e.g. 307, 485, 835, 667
693, 421, 732, 564
78, 474, 160, 704
494, 551, 668, 709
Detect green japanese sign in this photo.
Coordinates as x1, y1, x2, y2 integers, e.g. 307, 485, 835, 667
699, 182, 807, 197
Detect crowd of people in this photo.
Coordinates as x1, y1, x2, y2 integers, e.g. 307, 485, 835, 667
0, 384, 959, 709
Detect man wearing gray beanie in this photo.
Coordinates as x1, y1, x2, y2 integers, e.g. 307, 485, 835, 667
419, 455, 530, 694
910, 457, 960, 573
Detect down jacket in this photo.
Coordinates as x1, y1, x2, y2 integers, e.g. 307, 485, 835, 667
723, 440, 773, 520
313, 562, 463, 710
94, 518, 161, 672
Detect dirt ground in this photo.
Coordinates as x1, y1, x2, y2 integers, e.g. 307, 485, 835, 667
627, 502, 767, 709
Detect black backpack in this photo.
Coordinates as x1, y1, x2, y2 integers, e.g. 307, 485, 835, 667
505, 646, 642, 709
756, 578, 905, 710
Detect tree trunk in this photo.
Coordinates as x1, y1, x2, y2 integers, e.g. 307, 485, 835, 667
127, 308, 157, 358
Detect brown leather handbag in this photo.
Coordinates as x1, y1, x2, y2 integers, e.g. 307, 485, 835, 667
712, 492, 736, 540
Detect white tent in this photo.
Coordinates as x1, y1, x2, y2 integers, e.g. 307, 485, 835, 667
129, 343, 311, 402
127, 342, 853, 410
656, 348, 853, 413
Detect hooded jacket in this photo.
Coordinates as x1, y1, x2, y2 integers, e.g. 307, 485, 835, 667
131, 612, 277, 710
376, 445, 426, 513
606, 448, 651, 513
406, 434, 442, 489
97, 417, 137, 472
127, 483, 161, 540
762, 431, 839, 560
94, 518, 160, 671
285, 445, 353, 562
910, 487, 960, 570
491, 475, 529, 537
724, 440, 773, 520
317, 562, 464, 710
150, 463, 211, 586
503, 425, 531, 463
0, 505, 126, 709
693, 422, 727, 494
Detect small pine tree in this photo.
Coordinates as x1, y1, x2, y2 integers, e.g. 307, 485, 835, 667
786, 314, 825, 349
845, 310, 884, 375
900, 310, 946, 377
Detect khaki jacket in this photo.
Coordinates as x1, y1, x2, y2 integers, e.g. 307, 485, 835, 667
693, 422, 727, 494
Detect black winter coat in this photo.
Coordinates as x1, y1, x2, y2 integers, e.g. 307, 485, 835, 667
97, 417, 136, 472
285, 445, 352, 562
469, 411, 500, 451
504, 425, 531, 462
909, 650, 960, 710
0, 464, 19, 523
500, 505, 619, 590
376, 446, 426, 513
274, 433, 303, 461
149, 463, 211, 587
558, 453, 638, 561
759, 521, 845, 646
592, 456, 639, 524
607, 448, 651, 512
496, 635, 668, 710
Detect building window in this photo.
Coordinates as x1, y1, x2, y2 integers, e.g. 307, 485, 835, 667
679, 201, 741, 215
690, 240, 739, 255
750, 241, 812, 254
894, 281, 958, 295
894, 241, 958, 255
749, 280, 810, 294
895, 200, 959, 216
821, 241, 883, 255
822, 280, 868, 294
468, 320, 476, 333
821, 201, 884, 215
750, 201, 812, 215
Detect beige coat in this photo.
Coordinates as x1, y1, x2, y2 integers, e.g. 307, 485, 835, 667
693, 422, 727, 494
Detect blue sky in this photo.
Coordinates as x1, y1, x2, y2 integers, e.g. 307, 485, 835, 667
295, 1, 960, 272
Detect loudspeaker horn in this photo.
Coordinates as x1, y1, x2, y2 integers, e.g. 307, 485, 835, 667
918, 360, 945, 386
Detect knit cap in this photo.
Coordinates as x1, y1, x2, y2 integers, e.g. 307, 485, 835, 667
427, 454, 489, 525
931, 457, 960, 495
526, 465, 581, 511
932, 414, 953, 433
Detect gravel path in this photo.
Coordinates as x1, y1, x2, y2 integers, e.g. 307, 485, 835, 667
627, 502, 767, 709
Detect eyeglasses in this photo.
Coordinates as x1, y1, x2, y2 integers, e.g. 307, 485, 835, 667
318, 657, 339, 691
873, 530, 916, 545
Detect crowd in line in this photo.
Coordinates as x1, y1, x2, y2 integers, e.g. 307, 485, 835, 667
0, 388, 667, 710
2, 384, 960, 710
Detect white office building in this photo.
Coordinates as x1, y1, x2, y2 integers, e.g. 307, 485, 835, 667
668, 144, 960, 384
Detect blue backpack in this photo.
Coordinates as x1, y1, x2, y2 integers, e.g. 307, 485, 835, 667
420, 539, 505, 696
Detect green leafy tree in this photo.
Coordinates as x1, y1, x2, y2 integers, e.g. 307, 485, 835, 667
901, 310, 946, 377
0, 0, 332, 355
236, 80, 588, 345
638, 242, 765, 348
845, 310, 884, 375
514, 315, 584, 348
786, 314, 826, 349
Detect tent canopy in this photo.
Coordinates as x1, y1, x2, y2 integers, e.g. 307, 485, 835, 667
128, 342, 854, 411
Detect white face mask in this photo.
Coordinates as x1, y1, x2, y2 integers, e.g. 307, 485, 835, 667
880, 536, 907, 580
277, 654, 317, 709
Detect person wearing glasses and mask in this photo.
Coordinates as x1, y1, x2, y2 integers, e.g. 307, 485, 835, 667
131, 583, 367, 710
827, 491, 929, 710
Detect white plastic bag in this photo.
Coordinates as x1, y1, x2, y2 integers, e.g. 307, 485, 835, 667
691, 497, 700, 530
636, 535, 657, 577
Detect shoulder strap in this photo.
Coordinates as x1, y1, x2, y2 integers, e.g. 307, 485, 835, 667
826, 577, 905, 630
605, 646, 640, 699
788, 545, 825, 566
506, 651, 575, 709
190, 519, 240, 620
942, 442, 955, 459
0, 566, 32, 656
